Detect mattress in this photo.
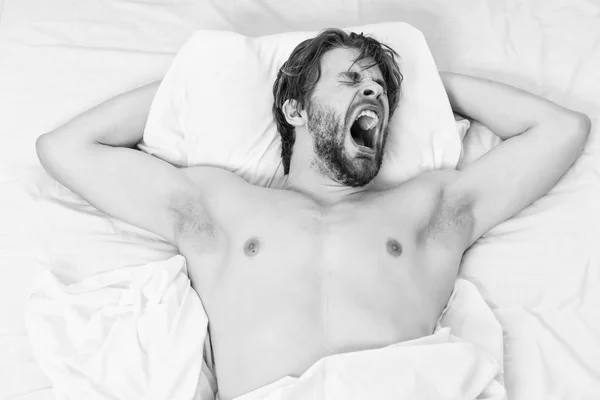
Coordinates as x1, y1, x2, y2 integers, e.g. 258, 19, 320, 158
1, 0, 598, 399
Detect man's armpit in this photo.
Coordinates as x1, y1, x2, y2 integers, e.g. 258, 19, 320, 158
170, 191, 217, 239
421, 190, 474, 245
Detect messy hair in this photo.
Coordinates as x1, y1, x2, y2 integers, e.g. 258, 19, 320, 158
272, 28, 403, 174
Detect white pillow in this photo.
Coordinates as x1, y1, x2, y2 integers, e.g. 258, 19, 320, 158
140, 22, 462, 189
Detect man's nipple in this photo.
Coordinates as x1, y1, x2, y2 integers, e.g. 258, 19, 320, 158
244, 237, 261, 256
386, 238, 402, 257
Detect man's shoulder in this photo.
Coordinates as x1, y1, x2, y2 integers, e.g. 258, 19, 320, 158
379, 169, 473, 248
174, 166, 298, 230
407, 169, 460, 189
182, 165, 249, 188
380, 169, 460, 202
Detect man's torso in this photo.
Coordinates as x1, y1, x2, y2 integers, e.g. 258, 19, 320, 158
176, 168, 471, 399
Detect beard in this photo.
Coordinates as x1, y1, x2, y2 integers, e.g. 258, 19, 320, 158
306, 100, 387, 187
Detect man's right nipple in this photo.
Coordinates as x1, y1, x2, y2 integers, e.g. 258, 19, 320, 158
386, 238, 402, 257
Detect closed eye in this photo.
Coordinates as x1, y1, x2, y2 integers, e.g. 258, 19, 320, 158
339, 71, 361, 84
375, 79, 388, 94
339, 71, 387, 94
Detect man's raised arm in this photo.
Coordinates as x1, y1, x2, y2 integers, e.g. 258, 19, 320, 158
440, 72, 591, 246
36, 81, 189, 244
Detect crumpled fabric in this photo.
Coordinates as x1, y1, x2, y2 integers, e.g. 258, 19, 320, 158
26, 251, 504, 400
26, 255, 215, 400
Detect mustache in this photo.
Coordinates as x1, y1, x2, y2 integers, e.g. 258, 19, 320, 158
349, 99, 382, 113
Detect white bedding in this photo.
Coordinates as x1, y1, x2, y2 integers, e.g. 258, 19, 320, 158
1, 0, 599, 399
26, 261, 505, 400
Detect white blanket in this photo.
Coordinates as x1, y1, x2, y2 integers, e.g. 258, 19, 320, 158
26, 255, 215, 400
26, 255, 505, 400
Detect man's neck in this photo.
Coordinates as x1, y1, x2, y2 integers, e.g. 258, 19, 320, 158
285, 128, 371, 204
284, 167, 369, 205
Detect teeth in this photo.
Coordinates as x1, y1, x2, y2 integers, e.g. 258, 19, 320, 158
355, 109, 379, 130
356, 109, 379, 121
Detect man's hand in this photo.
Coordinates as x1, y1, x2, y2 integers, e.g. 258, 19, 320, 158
36, 81, 190, 244
440, 72, 591, 247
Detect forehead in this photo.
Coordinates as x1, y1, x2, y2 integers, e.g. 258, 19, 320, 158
319, 47, 383, 79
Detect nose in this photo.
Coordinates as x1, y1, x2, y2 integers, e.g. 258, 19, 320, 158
360, 78, 384, 100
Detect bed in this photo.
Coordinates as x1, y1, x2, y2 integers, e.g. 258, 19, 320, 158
1, 0, 598, 399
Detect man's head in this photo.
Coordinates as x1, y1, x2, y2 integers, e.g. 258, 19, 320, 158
273, 29, 402, 187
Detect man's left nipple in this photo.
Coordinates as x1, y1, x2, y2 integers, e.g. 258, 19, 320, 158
244, 237, 261, 256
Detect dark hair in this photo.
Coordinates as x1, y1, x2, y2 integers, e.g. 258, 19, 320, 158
272, 28, 403, 174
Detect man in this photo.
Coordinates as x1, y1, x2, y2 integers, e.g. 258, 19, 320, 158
36, 29, 590, 399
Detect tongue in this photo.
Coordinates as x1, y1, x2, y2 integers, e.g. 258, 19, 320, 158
357, 115, 375, 130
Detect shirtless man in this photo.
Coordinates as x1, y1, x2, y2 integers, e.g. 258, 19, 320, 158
36, 29, 590, 399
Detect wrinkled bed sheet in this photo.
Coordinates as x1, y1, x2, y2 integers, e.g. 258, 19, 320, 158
26, 259, 505, 400
1, 0, 599, 399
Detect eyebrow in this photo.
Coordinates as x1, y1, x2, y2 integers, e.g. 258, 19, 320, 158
338, 70, 387, 90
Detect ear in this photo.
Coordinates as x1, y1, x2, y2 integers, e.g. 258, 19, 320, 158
282, 99, 306, 127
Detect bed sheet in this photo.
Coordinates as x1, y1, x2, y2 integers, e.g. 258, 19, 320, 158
1, 0, 598, 399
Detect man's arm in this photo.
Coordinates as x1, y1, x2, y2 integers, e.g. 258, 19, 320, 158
439, 72, 591, 246
36, 81, 189, 244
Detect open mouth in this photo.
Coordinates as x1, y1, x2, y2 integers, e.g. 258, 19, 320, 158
349, 108, 379, 152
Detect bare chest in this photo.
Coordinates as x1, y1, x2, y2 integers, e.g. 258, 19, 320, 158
181, 193, 461, 327
178, 188, 464, 398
